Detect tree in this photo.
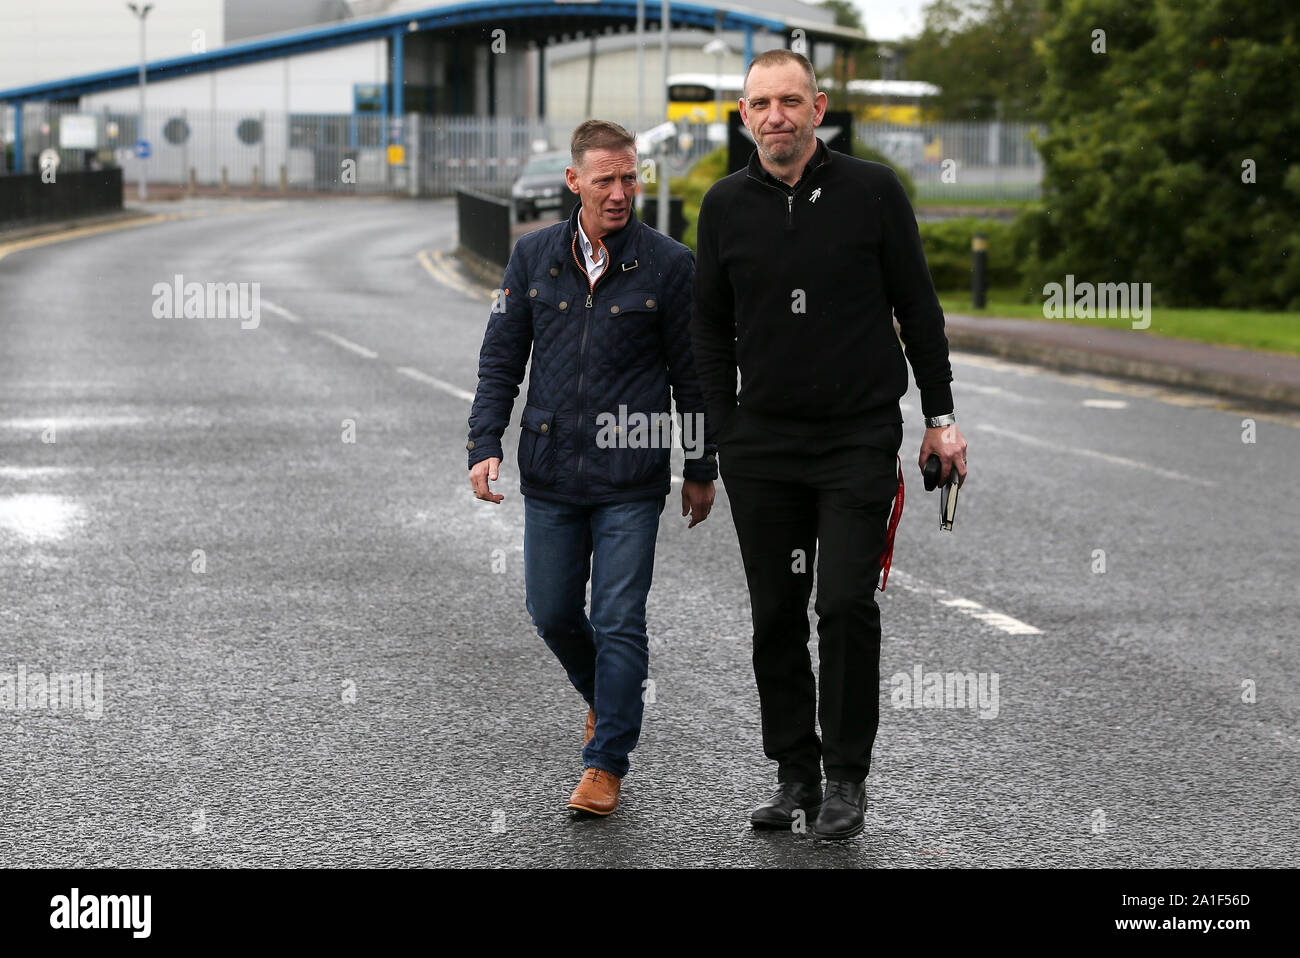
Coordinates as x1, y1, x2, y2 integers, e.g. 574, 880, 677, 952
903, 0, 1047, 121
1020, 0, 1300, 308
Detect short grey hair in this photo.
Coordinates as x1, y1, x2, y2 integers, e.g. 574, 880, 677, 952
743, 49, 818, 99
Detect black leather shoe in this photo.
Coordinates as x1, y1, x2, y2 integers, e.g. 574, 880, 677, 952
812, 780, 866, 840
749, 782, 823, 830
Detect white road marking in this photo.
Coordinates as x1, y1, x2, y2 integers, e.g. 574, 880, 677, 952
953, 351, 1300, 429
261, 300, 301, 323
937, 598, 1044, 635
974, 423, 1218, 486
960, 382, 1043, 404
394, 366, 476, 402
888, 570, 1043, 635
0, 467, 77, 478
951, 353, 1047, 378
391, 366, 691, 484
313, 329, 378, 359
1083, 398, 1128, 409
1, 416, 144, 430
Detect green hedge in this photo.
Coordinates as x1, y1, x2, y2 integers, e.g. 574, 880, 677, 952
671, 147, 728, 251
917, 217, 1033, 295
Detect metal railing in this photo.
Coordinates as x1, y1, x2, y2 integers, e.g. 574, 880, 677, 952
0, 168, 123, 230
855, 120, 1045, 202
1, 104, 1044, 203
455, 186, 512, 267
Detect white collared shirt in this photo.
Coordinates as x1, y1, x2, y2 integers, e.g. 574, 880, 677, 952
577, 215, 608, 284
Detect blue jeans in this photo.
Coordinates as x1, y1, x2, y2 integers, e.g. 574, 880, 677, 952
523, 494, 666, 778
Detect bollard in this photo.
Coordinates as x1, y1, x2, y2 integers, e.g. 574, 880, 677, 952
972, 232, 988, 309
220, 166, 229, 193
279, 164, 288, 193
251, 164, 260, 191
187, 167, 197, 194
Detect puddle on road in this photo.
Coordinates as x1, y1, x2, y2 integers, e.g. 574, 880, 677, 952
0, 494, 83, 542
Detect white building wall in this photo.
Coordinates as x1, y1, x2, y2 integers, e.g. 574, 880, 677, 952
547, 40, 758, 122
79, 43, 386, 115
0, 0, 224, 91
71, 43, 388, 189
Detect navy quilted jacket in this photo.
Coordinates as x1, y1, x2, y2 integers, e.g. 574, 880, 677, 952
467, 203, 718, 504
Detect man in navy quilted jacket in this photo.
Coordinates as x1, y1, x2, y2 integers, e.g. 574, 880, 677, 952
467, 120, 717, 817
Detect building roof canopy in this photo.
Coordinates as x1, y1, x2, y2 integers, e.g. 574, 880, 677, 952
1, 0, 866, 103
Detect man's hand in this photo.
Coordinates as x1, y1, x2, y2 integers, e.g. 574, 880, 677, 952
681, 479, 715, 528
919, 425, 968, 486
470, 457, 504, 503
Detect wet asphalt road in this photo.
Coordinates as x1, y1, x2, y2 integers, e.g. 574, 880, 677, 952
0, 197, 1296, 868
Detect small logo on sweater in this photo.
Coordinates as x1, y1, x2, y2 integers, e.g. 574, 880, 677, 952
809, 188, 822, 203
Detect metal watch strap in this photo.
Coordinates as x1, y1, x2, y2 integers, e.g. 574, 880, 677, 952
924, 412, 957, 429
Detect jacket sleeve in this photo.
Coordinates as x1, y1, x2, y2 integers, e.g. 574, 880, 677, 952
658, 247, 718, 482
688, 186, 740, 440
878, 167, 954, 419
466, 243, 533, 468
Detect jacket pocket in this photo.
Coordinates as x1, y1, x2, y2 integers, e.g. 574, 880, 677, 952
596, 289, 662, 368
610, 439, 670, 488
518, 404, 557, 485
597, 409, 671, 488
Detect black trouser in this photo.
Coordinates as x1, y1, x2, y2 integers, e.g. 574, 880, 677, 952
720, 411, 903, 785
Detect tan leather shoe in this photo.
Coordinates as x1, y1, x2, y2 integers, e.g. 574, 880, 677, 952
584, 708, 595, 747
567, 767, 621, 815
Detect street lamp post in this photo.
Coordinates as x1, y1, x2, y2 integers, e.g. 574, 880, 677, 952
636, 0, 645, 136
658, 0, 669, 236
127, 2, 153, 200
703, 36, 728, 137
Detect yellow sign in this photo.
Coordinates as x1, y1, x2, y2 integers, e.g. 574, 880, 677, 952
387, 145, 405, 165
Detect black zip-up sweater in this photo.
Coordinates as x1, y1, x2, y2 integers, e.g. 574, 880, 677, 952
690, 142, 954, 439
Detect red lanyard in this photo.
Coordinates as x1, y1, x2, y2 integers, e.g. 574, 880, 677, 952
878, 455, 904, 591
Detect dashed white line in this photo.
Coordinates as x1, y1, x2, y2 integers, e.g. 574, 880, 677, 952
0, 467, 78, 478
392, 366, 689, 483
960, 382, 1043, 404
974, 423, 1217, 487
394, 365, 476, 402
261, 293, 694, 479
888, 570, 1043, 636
261, 300, 301, 323
938, 598, 1044, 635
954, 352, 1300, 429
314, 329, 378, 359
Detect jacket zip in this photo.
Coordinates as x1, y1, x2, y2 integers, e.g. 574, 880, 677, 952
570, 229, 608, 480
747, 164, 822, 229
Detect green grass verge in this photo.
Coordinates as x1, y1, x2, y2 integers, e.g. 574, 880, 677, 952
915, 198, 1037, 211
938, 288, 1300, 357
915, 184, 1040, 204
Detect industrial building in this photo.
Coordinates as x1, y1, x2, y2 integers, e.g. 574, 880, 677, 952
1, 0, 861, 192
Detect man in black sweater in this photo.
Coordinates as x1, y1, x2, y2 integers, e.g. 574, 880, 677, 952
690, 50, 969, 840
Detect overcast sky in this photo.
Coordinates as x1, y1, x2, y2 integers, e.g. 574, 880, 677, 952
849, 0, 929, 41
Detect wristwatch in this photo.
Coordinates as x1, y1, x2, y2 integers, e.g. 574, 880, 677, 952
924, 412, 957, 429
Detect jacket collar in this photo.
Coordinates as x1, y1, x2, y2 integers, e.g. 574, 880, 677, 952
567, 201, 639, 267
746, 136, 831, 189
